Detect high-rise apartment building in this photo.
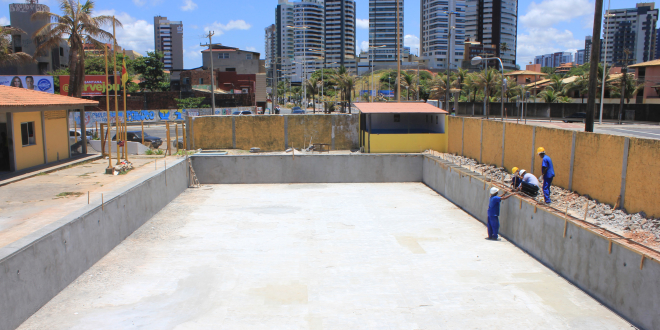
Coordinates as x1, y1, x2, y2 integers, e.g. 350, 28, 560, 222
292, 0, 324, 83
421, 0, 466, 69
324, 0, 357, 70
265, 24, 277, 86
603, 3, 658, 66
534, 52, 572, 68
154, 16, 184, 71
1, 2, 69, 75
465, 0, 518, 70
369, 0, 404, 63
576, 49, 586, 65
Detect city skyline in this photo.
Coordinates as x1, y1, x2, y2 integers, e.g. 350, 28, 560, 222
0, 0, 641, 69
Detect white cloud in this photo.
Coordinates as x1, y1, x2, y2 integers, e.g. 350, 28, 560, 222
404, 34, 420, 51
356, 18, 369, 29
246, 46, 256, 52
185, 45, 205, 59
204, 20, 252, 35
360, 40, 369, 53
520, 0, 594, 29
517, 28, 583, 65
181, 0, 197, 11
95, 10, 154, 55
0, 17, 8, 26
190, 24, 199, 29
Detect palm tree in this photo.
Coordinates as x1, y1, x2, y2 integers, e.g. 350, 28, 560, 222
398, 71, 417, 100
538, 88, 561, 103
473, 68, 500, 115
0, 27, 34, 66
565, 74, 589, 103
306, 76, 319, 112
547, 75, 566, 95
32, 0, 120, 98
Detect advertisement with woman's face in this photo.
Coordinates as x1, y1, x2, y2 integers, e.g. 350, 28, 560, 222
0, 75, 54, 93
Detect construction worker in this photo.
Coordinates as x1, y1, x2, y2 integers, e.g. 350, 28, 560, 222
487, 187, 513, 240
515, 169, 540, 197
537, 147, 555, 204
511, 167, 521, 189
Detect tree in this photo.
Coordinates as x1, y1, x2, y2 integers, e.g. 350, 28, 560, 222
500, 42, 510, 53
0, 27, 34, 66
565, 74, 589, 103
305, 76, 320, 112
538, 88, 561, 103
32, 0, 119, 97
547, 75, 566, 96
473, 68, 501, 114
48, 52, 138, 94
398, 71, 417, 100
133, 51, 169, 92
541, 67, 554, 75
175, 97, 205, 108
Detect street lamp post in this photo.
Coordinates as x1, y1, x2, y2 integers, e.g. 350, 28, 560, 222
471, 56, 505, 121
600, 6, 615, 124
369, 45, 387, 102
444, 11, 459, 111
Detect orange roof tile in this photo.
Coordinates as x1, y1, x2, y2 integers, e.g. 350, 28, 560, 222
0, 85, 98, 108
355, 102, 448, 114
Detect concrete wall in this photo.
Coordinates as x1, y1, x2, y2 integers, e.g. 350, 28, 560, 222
447, 117, 660, 217
369, 133, 447, 153
189, 114, 359, 152
191, 154, 423, 184
0, 159, 189, 330
44, 115, 68, 163
12, 111, 44, 171
421, 155, 660, 330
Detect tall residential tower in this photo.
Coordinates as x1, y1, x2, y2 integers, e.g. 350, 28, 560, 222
421, 0, 466, 69
465, 0, 518, 70
154, 16, 184, 71
324, 0, 357, 71
369, 0, 404, 63
603, 3, 658, 66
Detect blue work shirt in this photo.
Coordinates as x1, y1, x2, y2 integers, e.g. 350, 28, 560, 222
488, 195, 502, 217
542, 155, 555, 180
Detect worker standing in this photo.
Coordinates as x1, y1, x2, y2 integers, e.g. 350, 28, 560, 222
487, 187, 513, 240
537, 147, 555, 204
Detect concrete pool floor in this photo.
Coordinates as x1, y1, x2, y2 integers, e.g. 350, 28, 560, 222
18, 183, 631, 329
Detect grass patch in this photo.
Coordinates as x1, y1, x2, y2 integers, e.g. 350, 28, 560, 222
118, 168, 133, 175
175, 149, 196, 156
78, 172, 94, 177
145, 149, 154, 155
57, 192, 84, 197
154, 149, 165, 155
36, 172, 49, 176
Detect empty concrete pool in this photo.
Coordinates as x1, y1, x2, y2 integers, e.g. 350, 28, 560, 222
17, 183, 630, 329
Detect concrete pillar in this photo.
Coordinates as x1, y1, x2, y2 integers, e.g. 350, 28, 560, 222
41, 111, 47, 164
231, 117, 236, 149
284, 116, 288, 149
479, 120, 483, 163
501, 122, 506, 168
619, 137, 630, 209
80, 107, 87, 154
530, 126, 536, 172
568, 132, 576, 191
461, 118, 464, 156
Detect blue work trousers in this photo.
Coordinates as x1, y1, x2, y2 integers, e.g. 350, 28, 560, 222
487, 216, 500, 239
543, 176, 553, 203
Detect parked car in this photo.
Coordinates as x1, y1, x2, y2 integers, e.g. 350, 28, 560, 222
69, 129, 93, 142
113, 131, 162, 149
563, 112, 586, 123
232, 110, 253, 115
291, 106, 305, 114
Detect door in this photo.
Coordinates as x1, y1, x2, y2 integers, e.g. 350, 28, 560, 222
0, 123, 9, 171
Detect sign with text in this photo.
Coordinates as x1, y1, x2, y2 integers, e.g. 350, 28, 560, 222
60, 75, 120, 96
0, 75, 54, 93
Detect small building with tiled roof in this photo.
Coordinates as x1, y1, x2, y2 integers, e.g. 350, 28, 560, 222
355, 102, 448, 153
628, 59, 660, 104
0, 85, 98, 172
504, 63, 548, 85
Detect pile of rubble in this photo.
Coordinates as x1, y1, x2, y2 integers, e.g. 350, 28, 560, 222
436, 152, 660, 247
112, 161, 133, 175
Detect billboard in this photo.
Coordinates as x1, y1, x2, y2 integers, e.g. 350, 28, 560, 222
0, 75, 54, 93
60, 75, 120, 96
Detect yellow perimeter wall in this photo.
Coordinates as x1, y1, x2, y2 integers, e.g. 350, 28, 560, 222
624, 138, 660, 217
44, 115, 68, 163
12, 111, 44, 170
369, 133, 447, 153
447, 117, 660, 217
192, 114, 359, 151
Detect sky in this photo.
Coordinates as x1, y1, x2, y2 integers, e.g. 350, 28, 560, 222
0, 0, 643, 69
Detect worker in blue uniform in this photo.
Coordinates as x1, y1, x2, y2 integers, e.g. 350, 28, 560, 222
537, 147, 555, 204
487, 187, 513, 240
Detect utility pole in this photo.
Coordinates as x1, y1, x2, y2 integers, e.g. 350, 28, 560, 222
272, 56, 278, 113
600, 0, 613, 124
396, 0, 401, 103
585, 0, 604, 132
445, 11, 457, 111
202, 31, 216, 114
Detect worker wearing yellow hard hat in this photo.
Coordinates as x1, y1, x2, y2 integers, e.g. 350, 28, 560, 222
511, 166, 522, 189
537, 147, 555, 204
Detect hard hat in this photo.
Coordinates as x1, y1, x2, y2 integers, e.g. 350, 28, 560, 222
512, 167, 519, 174
537, 147, 545, 154
490, 187, 499, 195
519, 169, 526, 176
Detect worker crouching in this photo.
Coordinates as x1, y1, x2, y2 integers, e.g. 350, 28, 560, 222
515, 169, 540, 197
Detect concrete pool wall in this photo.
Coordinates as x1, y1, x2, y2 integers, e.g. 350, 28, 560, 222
0, 159, 189, 330
2, 154, 659, 330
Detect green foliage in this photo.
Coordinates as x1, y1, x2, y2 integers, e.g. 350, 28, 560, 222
133, 51, 169, 92
175, 97, 205, 108
541, 67, 554, 74
48, 52, 139, 94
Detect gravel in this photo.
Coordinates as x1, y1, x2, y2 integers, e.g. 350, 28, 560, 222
437, 152, 660, 247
